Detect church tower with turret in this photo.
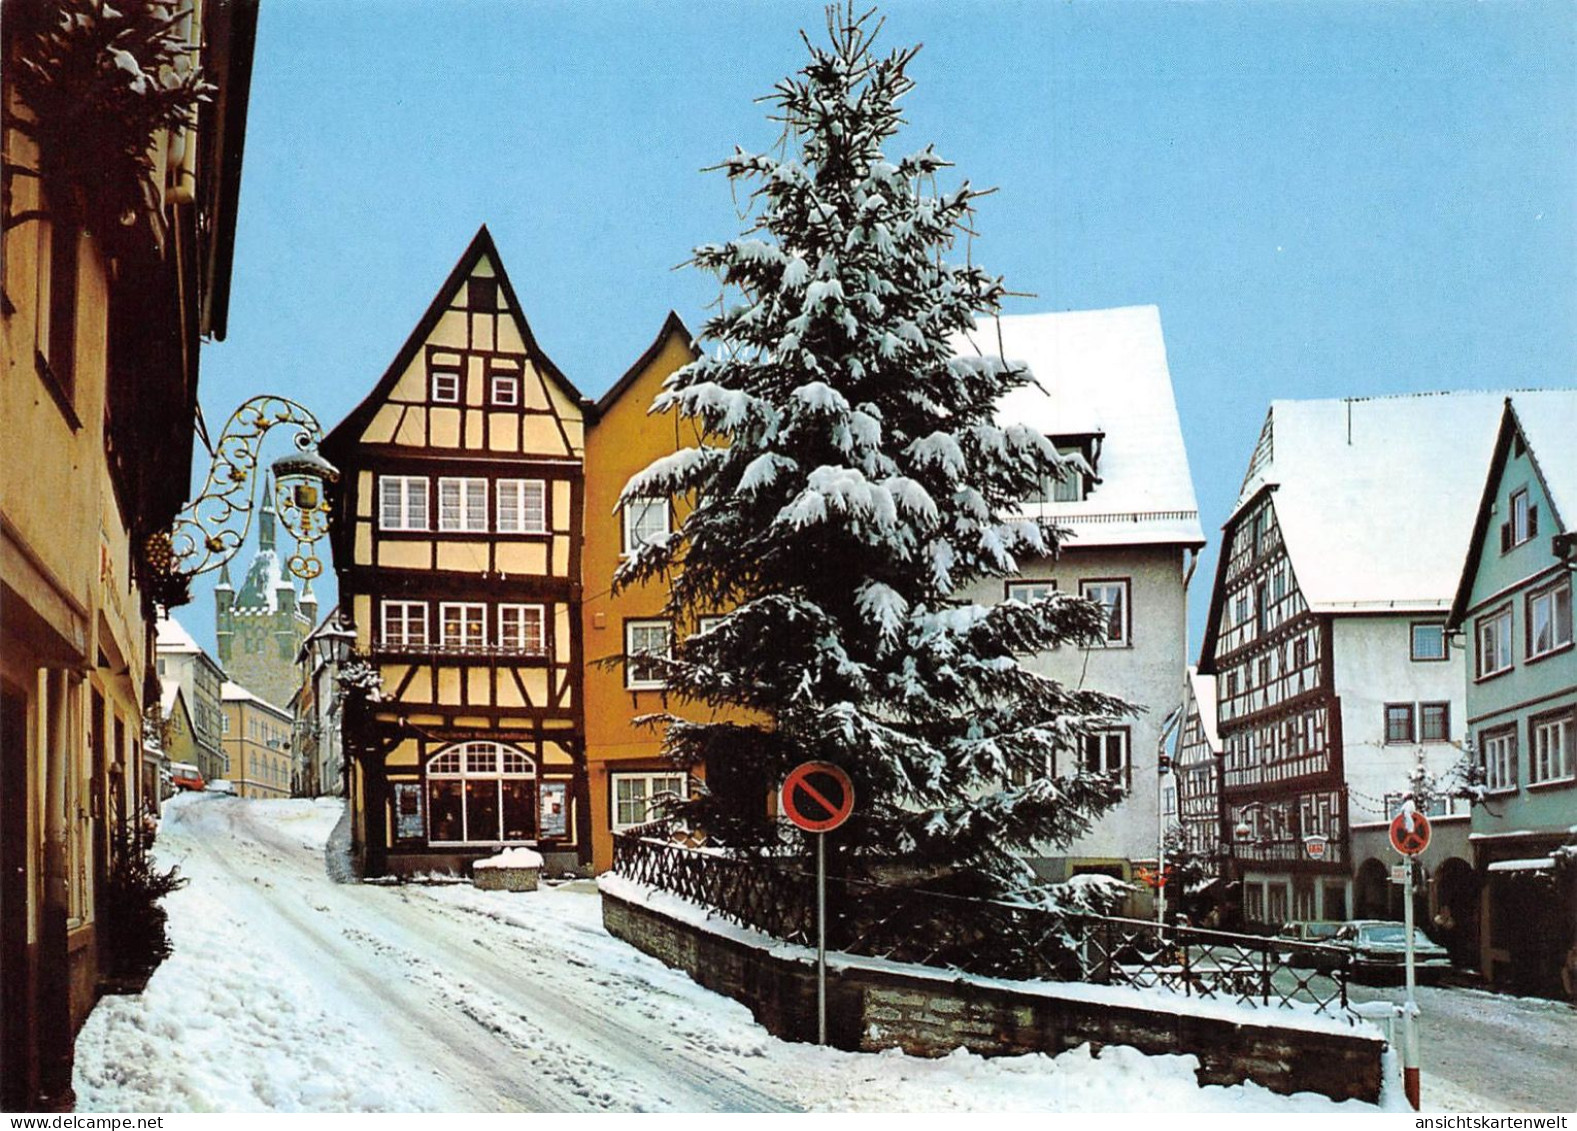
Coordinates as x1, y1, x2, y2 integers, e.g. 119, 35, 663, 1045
213, 474, 314, 711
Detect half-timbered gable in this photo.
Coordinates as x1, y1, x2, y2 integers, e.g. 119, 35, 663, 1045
1177, 669, 1222, 862
1201, 393, 1513, 927
323, 226, 590, 877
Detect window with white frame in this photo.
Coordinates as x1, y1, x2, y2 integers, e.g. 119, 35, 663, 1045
438, 477, 489, 532
625, 620, 671, 690
1476, 608, 1513, 678
498, 605, 545, 655
1243, 883, 1265, 924
1266, 884, 1289, 925
696, 615, 726, 637
1509, 488, 1533, 547
1079, 579, 1130, 646
379, 476, 429, 531
1528, 579, 1573, 659
1005, 580, 1056, 602
611, 772, 688, 831
429, 350, 462, 403
1410, 623, 1447, 662
622, 498, 670, 554
426, 741, 537, 844
489, 358, 522, 407
1530, 710, 1574, 785
1482, 727, 1517, 793
381, 601, 428, 649
496, 478, 547, 533
1080, 729, 1129, 782
439, 603, 487, 651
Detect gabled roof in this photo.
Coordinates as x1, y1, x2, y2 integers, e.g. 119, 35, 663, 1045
1230, 391, 1526, 614
321, 225, 587, 462
1514, 393, 1577, 529
953, 306, 1206, 549
1446, 391, 1577, 627
221, 680, 290, 718
155, 614, 203, 654
1184, 667, 1221, 754
159, 678, 188, 718
592, 311, 697, 420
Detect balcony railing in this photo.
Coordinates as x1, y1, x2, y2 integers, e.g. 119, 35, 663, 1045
373, 640, 548, 660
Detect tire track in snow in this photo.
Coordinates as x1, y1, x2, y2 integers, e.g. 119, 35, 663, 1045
184, 801, 593, 1111
218, 800, 795, 1111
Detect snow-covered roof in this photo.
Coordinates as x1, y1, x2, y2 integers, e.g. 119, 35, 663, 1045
159, 679, 183, 715
221, 680, 290, 718
155, 615, 203, 654
1511, 392, 1577, 529
1237, 392, 1533, 613
1185, 667, 1220, 753
954, 306, 1205, 550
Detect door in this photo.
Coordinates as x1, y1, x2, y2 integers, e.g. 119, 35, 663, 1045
1, 680, 32, 1109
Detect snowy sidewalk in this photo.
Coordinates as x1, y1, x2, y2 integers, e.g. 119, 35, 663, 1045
73, 794, 1397, 1113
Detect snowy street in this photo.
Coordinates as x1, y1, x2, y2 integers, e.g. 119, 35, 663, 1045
71, 796, 1395, 1114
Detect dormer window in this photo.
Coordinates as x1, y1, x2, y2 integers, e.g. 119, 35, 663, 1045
1051, 468, 1084, 503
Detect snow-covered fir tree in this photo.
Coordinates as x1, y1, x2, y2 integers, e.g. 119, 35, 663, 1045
615, 7, 1130, 889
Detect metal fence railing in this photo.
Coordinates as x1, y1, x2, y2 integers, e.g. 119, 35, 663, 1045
612, 828, 1353, 1016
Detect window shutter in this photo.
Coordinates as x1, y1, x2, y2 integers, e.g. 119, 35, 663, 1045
1500, 522, 1511, 553
1529, 505, 1539, 538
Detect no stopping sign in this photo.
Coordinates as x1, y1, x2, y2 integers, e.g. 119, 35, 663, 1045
780, 762, 855, 833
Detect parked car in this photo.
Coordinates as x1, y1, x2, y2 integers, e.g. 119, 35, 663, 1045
1275, 920, 1347, 970
1333, 919, 1452, 983
168, 762, 205, 792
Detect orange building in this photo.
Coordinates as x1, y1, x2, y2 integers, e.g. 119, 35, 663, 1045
581, 313, 705, 872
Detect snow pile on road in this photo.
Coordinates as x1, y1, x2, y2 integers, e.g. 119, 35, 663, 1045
472, 846, 544, 870
74, 795, 1399, 1113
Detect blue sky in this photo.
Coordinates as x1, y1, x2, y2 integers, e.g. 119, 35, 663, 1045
184, 0, 1577, 659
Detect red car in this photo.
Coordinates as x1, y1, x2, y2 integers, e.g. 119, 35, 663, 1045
168, 762, 205, 792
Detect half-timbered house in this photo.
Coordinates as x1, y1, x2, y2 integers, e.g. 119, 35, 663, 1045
1177, 667, 1222, 865
322, 227, 591, 877
1199, 393, 1510, 929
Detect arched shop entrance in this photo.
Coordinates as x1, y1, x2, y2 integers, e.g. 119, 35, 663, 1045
425, 741, 538, 846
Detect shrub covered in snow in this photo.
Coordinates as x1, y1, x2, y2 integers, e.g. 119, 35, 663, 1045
98, 825, 187, 990
614, 8, 1129, 890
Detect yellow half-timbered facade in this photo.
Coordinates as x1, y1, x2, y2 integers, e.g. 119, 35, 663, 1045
323, 227, 591, 877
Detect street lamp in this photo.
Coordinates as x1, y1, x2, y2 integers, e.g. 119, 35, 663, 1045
307, 616, 359, 799
147, 395, 338, 588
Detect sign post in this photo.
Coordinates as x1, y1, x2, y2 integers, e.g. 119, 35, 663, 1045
1389, 806, 1431, 1111
780, 761, 855, 1046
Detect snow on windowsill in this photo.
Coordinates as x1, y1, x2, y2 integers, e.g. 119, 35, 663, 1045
598, 874, 1382, 1041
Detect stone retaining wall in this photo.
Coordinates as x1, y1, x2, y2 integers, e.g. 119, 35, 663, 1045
602, 885, 1384, 1103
